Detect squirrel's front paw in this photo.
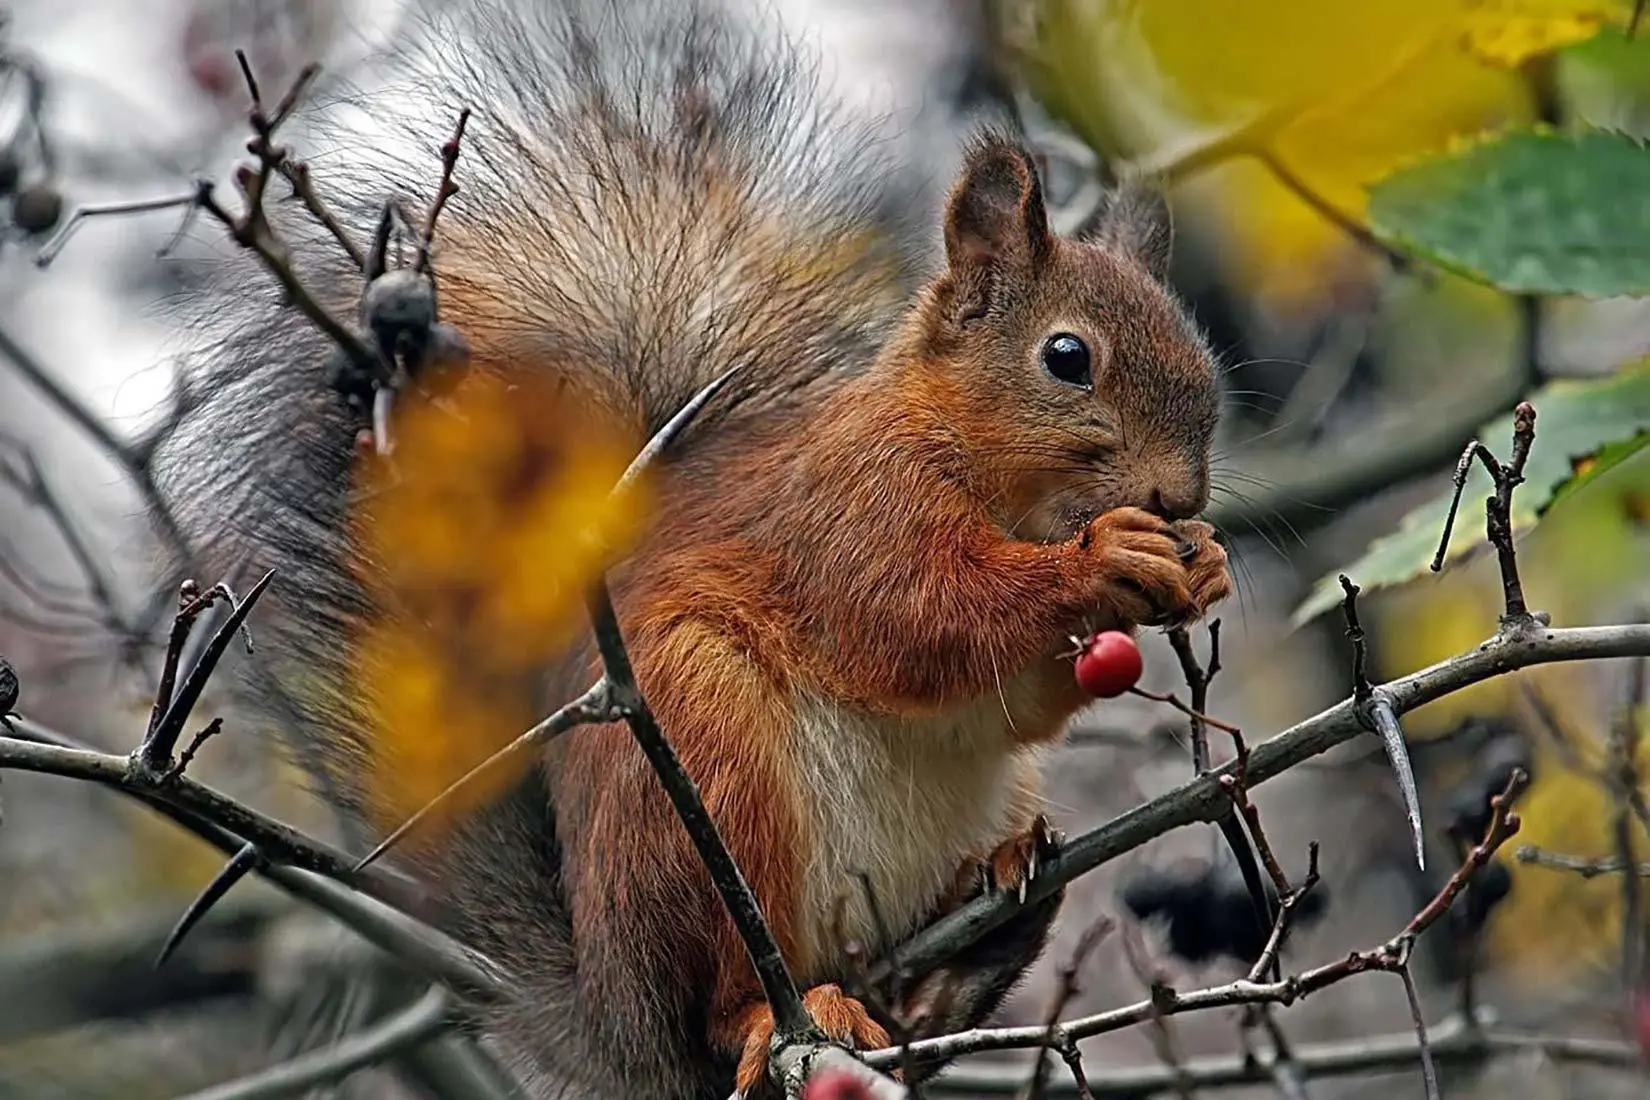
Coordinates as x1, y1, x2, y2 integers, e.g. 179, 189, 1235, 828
1168, 519, 1232, 618
734, 985, 891, 1097
950, 814, 1065, 907
1079, 507, 1196, 627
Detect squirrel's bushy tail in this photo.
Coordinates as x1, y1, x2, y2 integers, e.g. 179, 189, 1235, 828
153, 0, 978, 1094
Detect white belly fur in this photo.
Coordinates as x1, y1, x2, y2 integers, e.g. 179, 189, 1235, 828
788, 670, 1053, 974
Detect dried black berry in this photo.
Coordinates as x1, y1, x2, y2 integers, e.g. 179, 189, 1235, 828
1121, 864, 1328, 965
362, 269, 438, 359
12, 183, 63, 236
327, 345, 380, 413
1445, 735, 1532, 843
0, 657, 19, 714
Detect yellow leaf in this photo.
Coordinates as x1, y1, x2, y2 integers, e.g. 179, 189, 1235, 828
1013, 0, 1632, 304
345, 372, 645, 833
1459, 2, 1617, 66
1485, 735, 1644, 981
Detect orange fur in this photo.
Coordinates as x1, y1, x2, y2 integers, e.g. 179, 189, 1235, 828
456, 132, 1230, 1094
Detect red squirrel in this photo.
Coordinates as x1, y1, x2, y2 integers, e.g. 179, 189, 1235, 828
155, 1, 1230, 1096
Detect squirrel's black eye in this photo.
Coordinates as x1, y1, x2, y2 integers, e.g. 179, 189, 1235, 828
1040, 333, 1092, 389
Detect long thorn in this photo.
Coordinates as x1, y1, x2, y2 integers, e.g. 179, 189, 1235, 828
1371, 695, 1425, 870
354, 680, 613, 872
611, 365, 742, 501
156, 842, 264, 968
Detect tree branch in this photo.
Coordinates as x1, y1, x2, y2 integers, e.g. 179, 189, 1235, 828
175, 985, 451, 1100
922, 1016, 1643, 1096
879, 623, 1650, 980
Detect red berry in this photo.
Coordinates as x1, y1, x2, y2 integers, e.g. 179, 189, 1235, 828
802, 1068, 874, 1100
1074, 631, 1143, 698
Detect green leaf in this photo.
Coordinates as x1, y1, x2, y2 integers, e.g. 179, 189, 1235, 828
1293, 363, 1650, 625
1546, 429, 1650, 508
1367, 129, 1650, 297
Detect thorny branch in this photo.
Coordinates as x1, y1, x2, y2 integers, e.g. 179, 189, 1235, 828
866, 772, 1528, 1070
1341, 573, 1426, 870
878, 621, 1650, 983
928, 1016, 1642, 1097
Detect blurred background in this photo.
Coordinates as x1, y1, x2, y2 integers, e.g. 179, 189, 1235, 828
0, 0, 1647, 1097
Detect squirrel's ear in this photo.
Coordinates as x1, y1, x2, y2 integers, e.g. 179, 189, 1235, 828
1083, 185, 1174, 282
943, 135, 1052, 309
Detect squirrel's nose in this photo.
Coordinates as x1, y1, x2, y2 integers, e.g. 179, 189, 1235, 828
1147, 482, 1207, 521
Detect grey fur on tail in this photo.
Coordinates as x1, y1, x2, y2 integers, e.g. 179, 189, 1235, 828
151, 1, 1014, 1096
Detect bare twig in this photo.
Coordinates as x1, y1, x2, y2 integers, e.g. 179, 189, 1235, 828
925, 1017, 1642, 1096
585, 374, 809, 1045
1127, 687, 1242, 737
585, 581, 810, 1040
1340, 575, 1425, 869
1241, 1008, 1311, 1100
0, 440, 128, 633
1163, 621, 1276, 979
175, 985, 450, 1100
0, 720, 433, 920
280, 159, 366, 270
1396, 964, 1439, 1100
1246, 842, 1322, 983
416, 108, 471, 275
164, 716, 225, 782
0, 324, 192, 563
1253, 150, 1409, 269
1120, 928, 1196, 1100
32, 190, 201, 267
1515, 846, 1650, 878
1608, 656, 1648, 993
1021, 916, 1113, 1100
1167, 623, 1221, 773
1430, 402, 1538, 627
196, 59, 377, 372
1219, 746, 1292, 898
1338, 576, 1371, 699
136, 571, 271, 774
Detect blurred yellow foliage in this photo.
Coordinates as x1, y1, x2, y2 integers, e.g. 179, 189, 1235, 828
1013, 0, 1632, 303
1374, 448, 1650, 983
1487, 736, 1637, 979
345, 372, 644, 834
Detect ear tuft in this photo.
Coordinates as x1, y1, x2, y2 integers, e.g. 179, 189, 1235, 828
943, 132, 1053, 305
1082, 184, 1174, 281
